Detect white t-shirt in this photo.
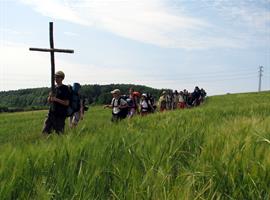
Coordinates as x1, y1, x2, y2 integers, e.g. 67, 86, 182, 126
111, 98, 127, 114
178, 94, 185, 103
141, 100, 149, 111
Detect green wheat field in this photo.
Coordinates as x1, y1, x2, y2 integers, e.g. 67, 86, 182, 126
0, 92, 269, 199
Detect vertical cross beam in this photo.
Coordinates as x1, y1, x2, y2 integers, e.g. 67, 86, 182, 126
49, 22, 55, 93
29, 22, 74, 94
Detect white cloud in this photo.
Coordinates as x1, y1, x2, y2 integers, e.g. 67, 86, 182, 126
0, 28, 31, 36
210, 0, 270, 30
19, 0, 89, 26
0, 42, 48, 91
18, 0, 247, 49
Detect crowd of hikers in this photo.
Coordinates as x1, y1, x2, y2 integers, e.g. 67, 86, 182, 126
42, 70, 207, 134
104, 86, 207, 122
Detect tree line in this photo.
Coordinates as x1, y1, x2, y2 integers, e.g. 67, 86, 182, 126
0, 84, 163, 113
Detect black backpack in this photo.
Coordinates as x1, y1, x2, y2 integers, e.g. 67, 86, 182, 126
121, 95, 135, 108
146, 94, 155, 112
67, 86, 81, 117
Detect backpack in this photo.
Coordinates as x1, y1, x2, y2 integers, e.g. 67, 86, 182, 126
146, 93, 155, 112
67, 84, 81, 117
112, 97, 128, 119
118, 95, 137, 108
160, 97, 167, 109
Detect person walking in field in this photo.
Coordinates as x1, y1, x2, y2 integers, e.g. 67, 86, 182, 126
166, 91, 172, 110
42, 71, 71, 134
158, 91, 167, 112
178, 91, 186, 109
172, 90, 179, 110
104, 89, 128, 122
192, 86, 201, 106
140, 93, 154, 116
69, 83, 84, 128
127, 88, 140, 118
200, 88, 207, 103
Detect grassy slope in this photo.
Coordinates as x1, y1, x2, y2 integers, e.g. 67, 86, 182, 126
0, 92, 269, 199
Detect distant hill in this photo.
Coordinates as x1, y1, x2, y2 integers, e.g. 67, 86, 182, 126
0, 84, 164, 112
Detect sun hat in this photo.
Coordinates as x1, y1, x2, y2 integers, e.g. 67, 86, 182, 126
111, 89, 121, 94
142, 93, 147, 97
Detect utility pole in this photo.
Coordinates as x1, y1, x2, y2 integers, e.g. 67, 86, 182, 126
258, 66, 263, 92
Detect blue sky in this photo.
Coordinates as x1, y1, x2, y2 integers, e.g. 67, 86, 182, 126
0, 0, 269, 95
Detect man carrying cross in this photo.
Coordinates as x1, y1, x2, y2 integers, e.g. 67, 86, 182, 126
42, 70, 71, 134
29, 22, 74, 134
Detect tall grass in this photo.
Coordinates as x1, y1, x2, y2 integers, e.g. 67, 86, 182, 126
0, 92, 269, 199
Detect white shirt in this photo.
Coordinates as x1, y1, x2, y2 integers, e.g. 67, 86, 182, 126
111, 98, 127, 114
141, 100, 148, 111
178, 94, 185, 103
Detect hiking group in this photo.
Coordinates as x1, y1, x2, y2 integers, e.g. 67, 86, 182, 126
42, 70, 207, 134
104, 86, 206, 122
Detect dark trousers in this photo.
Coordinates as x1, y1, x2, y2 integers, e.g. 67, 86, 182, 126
111, 113, 126, 122
42, 113, 66, 134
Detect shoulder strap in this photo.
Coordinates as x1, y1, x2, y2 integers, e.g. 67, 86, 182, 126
112, 98, 116, 107
118, 97, 121, 105
112, 98, 121, 108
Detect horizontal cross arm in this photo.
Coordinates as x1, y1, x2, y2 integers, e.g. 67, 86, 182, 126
29, 48, 74, 53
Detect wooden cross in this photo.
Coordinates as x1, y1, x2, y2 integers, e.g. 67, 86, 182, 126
29, 22, 74, 94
